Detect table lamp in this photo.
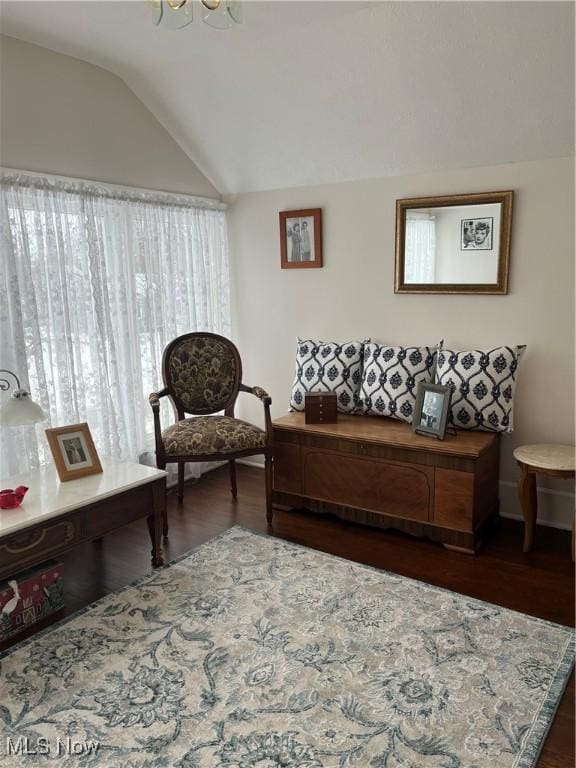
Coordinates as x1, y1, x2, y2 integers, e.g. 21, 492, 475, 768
0, 369, 46, 426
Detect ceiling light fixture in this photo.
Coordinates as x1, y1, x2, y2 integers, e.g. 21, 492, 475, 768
151, 0, 242, 30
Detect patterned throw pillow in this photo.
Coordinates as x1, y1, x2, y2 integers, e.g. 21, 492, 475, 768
290, 339, 366, 413
360, 343, 437, 423
436, 346, 526, 433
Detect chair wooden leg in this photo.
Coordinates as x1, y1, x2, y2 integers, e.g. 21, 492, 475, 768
229, 459, 238, 500
178, 462, 185, 504
265, 454, 273, 525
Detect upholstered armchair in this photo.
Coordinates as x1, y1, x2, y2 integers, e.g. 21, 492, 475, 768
149, 332, 273, 531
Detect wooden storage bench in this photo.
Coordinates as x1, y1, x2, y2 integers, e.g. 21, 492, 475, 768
272, 413, 500, 553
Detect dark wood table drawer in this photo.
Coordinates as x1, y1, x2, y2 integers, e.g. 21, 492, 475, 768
0, 518, 78, 577
86, 484, 153, 539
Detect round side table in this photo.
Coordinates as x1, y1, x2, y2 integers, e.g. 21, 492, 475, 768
513, 444, 575, 558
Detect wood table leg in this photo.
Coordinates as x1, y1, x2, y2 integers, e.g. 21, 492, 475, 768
518, 464, 537, 553
147, 514, 163, 567
148, 478, 165, 567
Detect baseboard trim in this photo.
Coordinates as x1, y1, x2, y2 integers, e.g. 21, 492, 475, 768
237, 458, 265, 469
499, 479, 574, 500
498, 481, 573, 531
497, 511, 571, 531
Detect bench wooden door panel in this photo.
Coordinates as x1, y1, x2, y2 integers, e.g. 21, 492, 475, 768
301, 447, 433, 522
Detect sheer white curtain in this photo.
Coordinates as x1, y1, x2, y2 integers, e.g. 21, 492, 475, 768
0, 170, 230, 477
404, 211, 436, 283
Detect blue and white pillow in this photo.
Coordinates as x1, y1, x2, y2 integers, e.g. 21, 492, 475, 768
436, 345, 526, 433
290, 339, 366, 413
360, 343, 437, 423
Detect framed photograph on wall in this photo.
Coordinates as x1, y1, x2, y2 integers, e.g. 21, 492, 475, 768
461, 217, 494, 250
45, 422, 103, 481
279, 208, 323, 269
412, 383, 453, 440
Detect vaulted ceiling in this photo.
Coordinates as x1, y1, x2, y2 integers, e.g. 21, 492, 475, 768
1, 1, 574, 194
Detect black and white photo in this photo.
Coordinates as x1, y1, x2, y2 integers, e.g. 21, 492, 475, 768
280, 208, 323, 269
45, 422, 103, 481
286, 216, 315, 263
461, 217, 493, 250
62, 436, 88, 466
419, 390, 443, 430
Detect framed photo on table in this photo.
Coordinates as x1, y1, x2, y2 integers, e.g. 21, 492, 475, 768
279, 208, 323, 269
45, 422, 103, 481
412, 383, 453, 440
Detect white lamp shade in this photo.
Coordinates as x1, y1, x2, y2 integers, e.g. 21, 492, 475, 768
0, 391, 46, 426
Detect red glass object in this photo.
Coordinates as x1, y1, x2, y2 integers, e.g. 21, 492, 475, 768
0, 485, 28, 509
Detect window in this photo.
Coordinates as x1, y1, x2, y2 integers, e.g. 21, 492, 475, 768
0, 171, 230, 476
404, 211, 436, 284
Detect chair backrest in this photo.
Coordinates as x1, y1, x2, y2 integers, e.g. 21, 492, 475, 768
162, 332, 242, 416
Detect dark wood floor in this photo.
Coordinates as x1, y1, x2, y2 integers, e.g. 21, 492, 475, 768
5, 465, 575, 767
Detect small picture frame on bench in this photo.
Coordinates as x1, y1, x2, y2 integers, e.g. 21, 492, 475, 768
412, 383, 452, 441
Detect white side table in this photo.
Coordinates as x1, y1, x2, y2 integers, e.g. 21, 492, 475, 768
0, 459, 167, 580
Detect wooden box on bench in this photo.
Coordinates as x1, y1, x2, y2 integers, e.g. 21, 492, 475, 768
304, 392, 338, 424
272, 413, 500, 553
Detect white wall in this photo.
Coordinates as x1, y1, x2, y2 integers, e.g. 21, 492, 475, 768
0, 35, 219, 197
435, 203, 501, 283
227, 156, 575, 529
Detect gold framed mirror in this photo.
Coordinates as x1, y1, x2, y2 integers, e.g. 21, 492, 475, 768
395, 191, 513, 294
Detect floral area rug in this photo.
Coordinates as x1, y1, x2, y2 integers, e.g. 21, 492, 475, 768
0, 527, 573, 768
